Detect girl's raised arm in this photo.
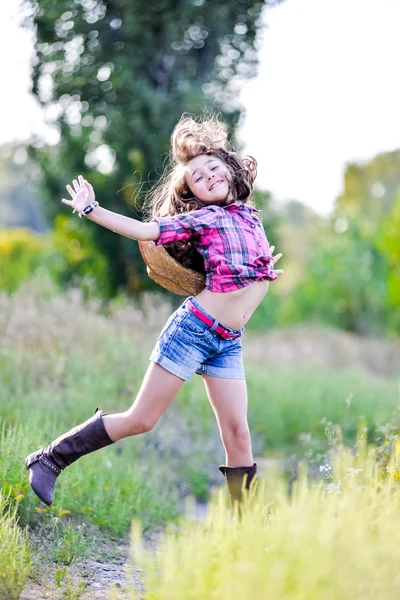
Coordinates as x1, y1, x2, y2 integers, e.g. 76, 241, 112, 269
85, 206, 160, 241
62, 176, 160, 242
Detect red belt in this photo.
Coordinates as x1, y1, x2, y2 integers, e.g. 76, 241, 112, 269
186, 300, 241, 340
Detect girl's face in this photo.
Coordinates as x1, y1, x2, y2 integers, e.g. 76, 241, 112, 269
185, 154, 232, 203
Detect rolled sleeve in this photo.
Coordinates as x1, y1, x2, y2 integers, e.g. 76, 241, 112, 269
152, 207, 217, 246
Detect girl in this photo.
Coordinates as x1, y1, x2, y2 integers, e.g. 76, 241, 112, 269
25, 115, 283, 509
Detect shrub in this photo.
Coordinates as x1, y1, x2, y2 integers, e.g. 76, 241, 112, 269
0, 228, 48, 293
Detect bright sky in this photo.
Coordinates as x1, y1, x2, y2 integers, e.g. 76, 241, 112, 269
1, 0, 399, 215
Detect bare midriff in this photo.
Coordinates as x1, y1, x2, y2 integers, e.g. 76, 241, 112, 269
194, 280, 270, 331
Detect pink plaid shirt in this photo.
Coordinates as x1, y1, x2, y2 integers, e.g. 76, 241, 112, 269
152, 202, 278, 292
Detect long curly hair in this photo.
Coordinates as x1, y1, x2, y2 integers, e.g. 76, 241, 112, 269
143, 113, 258, 273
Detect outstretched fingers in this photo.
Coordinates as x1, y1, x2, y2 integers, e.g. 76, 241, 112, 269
269, 245, 284, 275
66, 175, 85, 198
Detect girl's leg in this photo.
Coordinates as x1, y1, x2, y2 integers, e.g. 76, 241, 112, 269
103, 362, 186, 441
202, 373, 256, 508
201, 373, 253, 466
26, 362, 185, 505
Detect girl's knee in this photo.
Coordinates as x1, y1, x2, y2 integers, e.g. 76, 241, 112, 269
124, 411, 158, 435
223, 422, 251, 447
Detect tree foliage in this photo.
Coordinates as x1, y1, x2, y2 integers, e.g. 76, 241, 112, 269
22, 0, 281, 294
281, 219, 394, 336
285, 149, 400, 336
334, 149, 400, 234
335, 150, 400, 329
376, 194, 400, 311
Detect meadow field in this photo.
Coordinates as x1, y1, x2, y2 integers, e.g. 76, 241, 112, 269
1, 277, 399, 599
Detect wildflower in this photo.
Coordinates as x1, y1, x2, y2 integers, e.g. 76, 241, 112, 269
326, 483, 342, 494
319, 464, 331, 473
347, 468, 363, 475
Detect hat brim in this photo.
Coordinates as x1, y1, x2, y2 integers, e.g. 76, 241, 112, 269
138, 240, 206, 296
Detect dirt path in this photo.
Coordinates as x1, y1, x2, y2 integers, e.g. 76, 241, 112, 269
18, 462, 282, 600
19, 526, 160, 600
19, 502, 209, 600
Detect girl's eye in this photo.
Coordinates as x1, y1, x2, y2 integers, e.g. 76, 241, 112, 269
211, 166, 218, 171
195, 176, 202, 183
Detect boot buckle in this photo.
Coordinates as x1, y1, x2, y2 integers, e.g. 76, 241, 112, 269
40, 455, 62, 476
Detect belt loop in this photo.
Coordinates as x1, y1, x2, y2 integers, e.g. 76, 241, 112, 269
209, 320, 218, 332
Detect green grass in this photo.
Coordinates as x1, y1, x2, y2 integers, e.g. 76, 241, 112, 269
244, 362, 400, 452
52, 520, 90, 565
2, 345, 399, 533
0, 493, 32, 600
0, 280, 398, 551
130, 441, 400, 599
1, 280, 399, 535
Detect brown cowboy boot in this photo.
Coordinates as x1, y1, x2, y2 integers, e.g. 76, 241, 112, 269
25, 407, 114, 506
219, 463, 257, 511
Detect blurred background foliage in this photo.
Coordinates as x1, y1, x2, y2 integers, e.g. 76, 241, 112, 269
18, 0, 277, 294
0, 0, 399, 338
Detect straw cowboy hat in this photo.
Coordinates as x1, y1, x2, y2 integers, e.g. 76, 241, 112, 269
138, 240, 206, 296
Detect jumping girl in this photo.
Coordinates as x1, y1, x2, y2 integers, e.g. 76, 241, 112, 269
25, 114, 283, 509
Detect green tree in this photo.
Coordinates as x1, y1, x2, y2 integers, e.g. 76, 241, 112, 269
22, 0, 281, 295
330, 149, 400, 335
334, 149, 400, 235
281, 218, 394, 336
376, 193, 400, 318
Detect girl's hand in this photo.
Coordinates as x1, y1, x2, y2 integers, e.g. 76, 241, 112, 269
62, 175, 94, 216
269, 245, 284, 276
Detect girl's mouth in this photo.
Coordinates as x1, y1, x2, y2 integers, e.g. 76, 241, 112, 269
209, 180, 224, 191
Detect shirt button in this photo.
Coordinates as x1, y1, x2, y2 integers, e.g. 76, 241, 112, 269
258, 241, 262, 247
251, 224, 255, 229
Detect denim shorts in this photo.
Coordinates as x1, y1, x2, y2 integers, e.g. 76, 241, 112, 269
149, 296, 245, 381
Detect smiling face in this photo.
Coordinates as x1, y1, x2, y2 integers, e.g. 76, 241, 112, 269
184, 154, 233, 204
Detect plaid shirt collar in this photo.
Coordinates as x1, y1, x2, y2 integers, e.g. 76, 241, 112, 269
216, 201, 262, 213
